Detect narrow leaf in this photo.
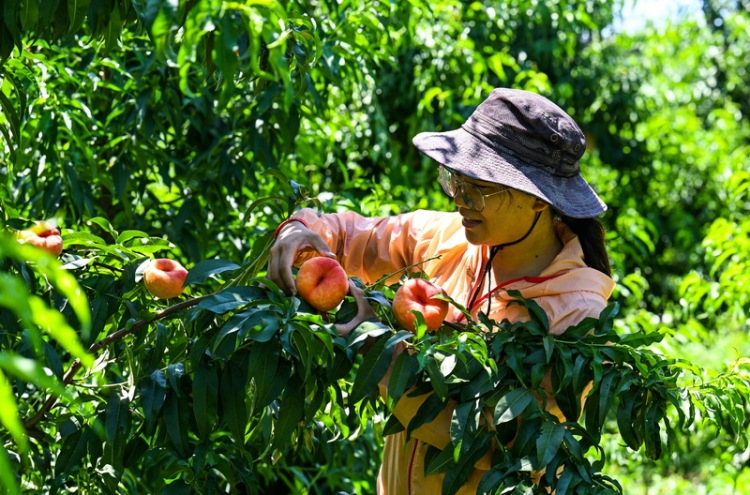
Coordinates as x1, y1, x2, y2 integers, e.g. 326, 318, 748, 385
183, 259, 241, 286
349, 337, 392, 404
494, 389, 534, 424
0, 369, 27, 453
193, 364, 218, 440
536, 422, 565, 468
271, 382, 305, 452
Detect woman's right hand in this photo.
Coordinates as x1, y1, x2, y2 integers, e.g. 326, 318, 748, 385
267, 221, 336, 295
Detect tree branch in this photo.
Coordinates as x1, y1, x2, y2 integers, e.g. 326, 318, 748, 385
23, 294, 211, 432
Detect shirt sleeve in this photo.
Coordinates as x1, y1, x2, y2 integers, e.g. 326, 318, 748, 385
289, 208, 444, 284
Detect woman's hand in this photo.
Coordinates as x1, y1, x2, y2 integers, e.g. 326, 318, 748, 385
334, 281, 378, 337
267, 221, 336, 294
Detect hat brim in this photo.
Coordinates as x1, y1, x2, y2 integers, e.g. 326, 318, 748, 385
413, 128, 606, 218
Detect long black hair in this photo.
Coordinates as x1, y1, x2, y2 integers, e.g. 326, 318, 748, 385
557, 214, 611, 277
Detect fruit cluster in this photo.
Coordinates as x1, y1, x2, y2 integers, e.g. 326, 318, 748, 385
15, 220, 189, 300
295, 257, 449, 333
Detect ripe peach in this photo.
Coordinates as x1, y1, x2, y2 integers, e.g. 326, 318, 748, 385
392, 278, 449, 333
295, 257, 349, 312
143, 258, 189, 299
15, 220, 63, 257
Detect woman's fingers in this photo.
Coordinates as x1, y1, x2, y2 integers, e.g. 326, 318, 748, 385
268, 241, 297, 294
335, 281, 377, 336
268, 223, 335, 294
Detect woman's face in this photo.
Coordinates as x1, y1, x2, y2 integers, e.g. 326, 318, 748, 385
452, 175, 543, 246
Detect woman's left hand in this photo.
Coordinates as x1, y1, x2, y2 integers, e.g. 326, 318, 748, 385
334, 281, 378, 337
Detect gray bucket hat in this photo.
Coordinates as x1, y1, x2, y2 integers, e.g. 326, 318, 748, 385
412, 88, 606, 218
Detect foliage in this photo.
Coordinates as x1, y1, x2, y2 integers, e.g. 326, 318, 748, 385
0, 211, 378, 493
349, 282, 750, 494
3, 212, 748, 494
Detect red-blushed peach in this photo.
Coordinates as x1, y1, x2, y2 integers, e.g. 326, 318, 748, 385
15, 221, 63, 257
295, 257, 349, 312
143, 258, 189, 299
392, 278, 449, 333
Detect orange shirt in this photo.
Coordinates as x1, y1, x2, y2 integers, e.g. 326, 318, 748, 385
290, 208, 615, 494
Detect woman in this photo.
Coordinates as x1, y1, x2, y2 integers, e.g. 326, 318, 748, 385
268, 88, 615, 494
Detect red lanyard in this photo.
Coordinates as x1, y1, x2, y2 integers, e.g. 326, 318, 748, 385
455, 274, 562, 324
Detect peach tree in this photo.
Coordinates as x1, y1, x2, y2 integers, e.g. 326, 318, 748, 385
3, 189, 750, 494
2, 0, 750, 493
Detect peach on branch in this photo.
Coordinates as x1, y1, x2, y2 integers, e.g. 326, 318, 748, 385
392, 278, 449, 333
295, 257, 349, 312
15, 220, 63, 257
143, 258, 189, 299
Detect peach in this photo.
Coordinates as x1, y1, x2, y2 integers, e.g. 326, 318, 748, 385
15, 220, 63, 257
143, 258, 189, 299
392, 278, 449, 333
295, 257, 349, 312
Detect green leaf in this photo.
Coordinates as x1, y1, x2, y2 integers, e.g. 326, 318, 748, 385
67, 0, 93, 35
460, 368, 495, 401
197, 286, 264, 314
55, 426, 94, 479
0, 352, 68, 397
493, 388, 534, 425
142, 323, 168, 374
349, 336, 393, 404
0, 238, 92, 354
594, 302, 619, 336
617, 389, 643, 450
103, 393, 130, 471
542, 335, 554, 364
619, 330, 665, 348
382, 413, 405, 436
348, 319, 392, 347
59, 231, 108, 249
243, 309, 283, 343
248, 343, 288, 409
140, 369, 167, 424
0, 446, 20, 495
220, 362, 248, 440
644, 396, 665, 459
441, 434, 491, 495
167, 362, 186, 396
28, 297, 93, 368
291, 327, 314, 379
0, 369, 27, 453
406, 393, 447, 438
510, 417, 543, 458
164, 391, 188, 457
425, 356, 449, 401
103, 0, 122, 53
193, 363, 218, 440
424, 443, 455, 476
584, 388, 601, 441
104, 393, 130, 444
115, 230, 152, 244
387, 351, 418, 405
184, 259, 241, 286
536, 422, 565, 468
554, 467, 577, 495
450, 400, 480, 460
597, 370, 617, 427
271, 380, 305, 452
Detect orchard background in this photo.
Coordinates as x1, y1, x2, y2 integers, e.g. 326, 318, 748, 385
1, 0, 750, 493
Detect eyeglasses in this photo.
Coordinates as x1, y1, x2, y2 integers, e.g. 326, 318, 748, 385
438, 166, 510, 212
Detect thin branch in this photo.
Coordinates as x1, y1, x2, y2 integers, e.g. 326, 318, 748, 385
23, 294, 210, 432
